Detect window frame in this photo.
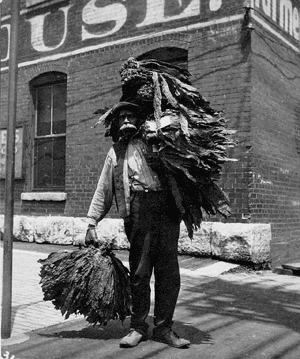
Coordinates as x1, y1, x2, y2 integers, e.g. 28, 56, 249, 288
30, 72, 67, 192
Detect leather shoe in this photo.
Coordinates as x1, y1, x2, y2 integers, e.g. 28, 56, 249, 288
120, 329, 147, 348
152, 327, 190, 348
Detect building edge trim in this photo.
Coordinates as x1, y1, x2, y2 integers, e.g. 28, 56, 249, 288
252, 12, 300, 53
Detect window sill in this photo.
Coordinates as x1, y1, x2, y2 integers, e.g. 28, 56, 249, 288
21, 192, 67, 201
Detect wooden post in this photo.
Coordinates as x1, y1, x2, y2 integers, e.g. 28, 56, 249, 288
1, 0, 20, 339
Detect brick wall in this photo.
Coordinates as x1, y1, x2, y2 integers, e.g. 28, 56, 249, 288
188, 23, 252, 223
250, 20, 300, 267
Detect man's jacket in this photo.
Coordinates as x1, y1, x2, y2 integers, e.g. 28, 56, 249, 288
87, 138, 162, 226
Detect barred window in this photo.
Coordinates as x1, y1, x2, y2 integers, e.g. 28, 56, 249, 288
31, 72, 67, 190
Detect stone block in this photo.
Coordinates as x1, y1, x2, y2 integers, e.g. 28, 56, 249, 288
273, 267, 293, 276
211, 222, 271, 264
72, 218, 129, 248
0, 215, 272, 264
33, 216, 74, 244
178, 222, 212, 256
282, 262, 300, 271
96, 218, 129, 249
14, 215, 36, 242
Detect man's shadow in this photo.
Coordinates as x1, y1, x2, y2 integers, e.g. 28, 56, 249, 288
39, 316, 212, 346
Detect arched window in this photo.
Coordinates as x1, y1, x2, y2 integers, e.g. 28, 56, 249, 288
30, 72, 67, 190
137, 47, 188, 69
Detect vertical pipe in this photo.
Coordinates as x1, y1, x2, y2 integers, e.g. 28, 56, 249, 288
1, 0, 20, 339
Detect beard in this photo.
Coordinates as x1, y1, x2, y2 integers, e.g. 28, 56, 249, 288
119, 123, 138, 139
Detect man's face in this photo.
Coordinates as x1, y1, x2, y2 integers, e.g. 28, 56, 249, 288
118, 109, 139, 138
118, 110, 139, 127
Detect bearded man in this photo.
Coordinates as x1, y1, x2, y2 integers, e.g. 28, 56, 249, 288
85, 101, 191, 349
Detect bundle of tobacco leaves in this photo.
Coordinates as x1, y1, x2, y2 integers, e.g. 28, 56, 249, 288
38, 245, 131, 326
146, 107, 235, 238
94, 57, 237, 238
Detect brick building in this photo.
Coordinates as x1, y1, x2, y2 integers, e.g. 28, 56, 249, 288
0, 0, 299, 268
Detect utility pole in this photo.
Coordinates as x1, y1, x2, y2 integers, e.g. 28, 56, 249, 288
0, 0, 2, 109
1, 0, 20, 339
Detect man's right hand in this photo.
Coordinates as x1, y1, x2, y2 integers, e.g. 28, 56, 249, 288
85, 225, 99, 247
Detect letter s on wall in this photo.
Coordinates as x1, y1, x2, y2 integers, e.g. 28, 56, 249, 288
82, 0, 127, 40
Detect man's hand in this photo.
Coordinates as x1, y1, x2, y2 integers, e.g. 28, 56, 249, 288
85, 225, 99, 247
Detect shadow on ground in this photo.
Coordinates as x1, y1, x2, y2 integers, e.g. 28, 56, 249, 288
38, 315, 211, 345
3, 274, 300, 359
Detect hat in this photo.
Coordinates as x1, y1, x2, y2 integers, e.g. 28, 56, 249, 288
93, 101, 141, 128
93, 101, 139, 115
112, 101, 140, 114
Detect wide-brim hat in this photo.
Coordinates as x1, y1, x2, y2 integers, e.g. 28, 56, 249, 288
94, 101, 139, 115
94, 101, 140, 128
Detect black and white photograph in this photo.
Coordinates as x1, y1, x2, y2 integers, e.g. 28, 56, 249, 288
1, 0, 300, 358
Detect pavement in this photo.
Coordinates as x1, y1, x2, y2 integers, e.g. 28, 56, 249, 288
1, 241, 300, 359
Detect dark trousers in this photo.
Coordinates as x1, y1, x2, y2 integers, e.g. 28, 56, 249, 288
124, 191, 181, 335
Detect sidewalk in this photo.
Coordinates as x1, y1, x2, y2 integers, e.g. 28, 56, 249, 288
0, 246, 81, 345
0, 242, 234, 344
1, 243, 300, 359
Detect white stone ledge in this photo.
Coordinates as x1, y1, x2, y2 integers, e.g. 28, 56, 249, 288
0, 215, 271, 264
21, 192, 67, 201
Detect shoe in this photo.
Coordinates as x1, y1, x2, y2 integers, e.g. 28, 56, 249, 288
153, 327, 190, 348
119, 329, 147, 348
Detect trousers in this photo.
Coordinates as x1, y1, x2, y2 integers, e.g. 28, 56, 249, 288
124, 190, 181, 335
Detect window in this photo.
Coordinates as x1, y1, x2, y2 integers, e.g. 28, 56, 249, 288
31, 72, 67, 190
137, 47, 188, 69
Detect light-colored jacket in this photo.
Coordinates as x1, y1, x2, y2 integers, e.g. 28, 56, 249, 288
87, 138, 161, 226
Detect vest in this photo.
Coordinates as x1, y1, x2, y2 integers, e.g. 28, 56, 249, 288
113, 139, 130, 218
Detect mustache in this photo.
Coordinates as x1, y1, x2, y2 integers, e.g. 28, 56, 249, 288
119, 123, 138, 132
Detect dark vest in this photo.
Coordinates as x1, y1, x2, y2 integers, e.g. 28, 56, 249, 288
113, 139, 130, 218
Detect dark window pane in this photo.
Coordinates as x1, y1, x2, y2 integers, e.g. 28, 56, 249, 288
53, 83, 67, 134
34, 138, 53, 188
34, 137, 65, 189
52, 137, 66, 187
36, 86, 51, 136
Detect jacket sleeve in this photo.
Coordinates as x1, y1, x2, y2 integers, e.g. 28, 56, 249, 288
87, 147, 116, 226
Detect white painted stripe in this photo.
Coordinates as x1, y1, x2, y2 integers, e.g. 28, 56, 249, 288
0, 14, 243, 72
252, 13, 300, 53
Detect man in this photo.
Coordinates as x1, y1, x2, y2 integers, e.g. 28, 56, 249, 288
85, 101, 190, 349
